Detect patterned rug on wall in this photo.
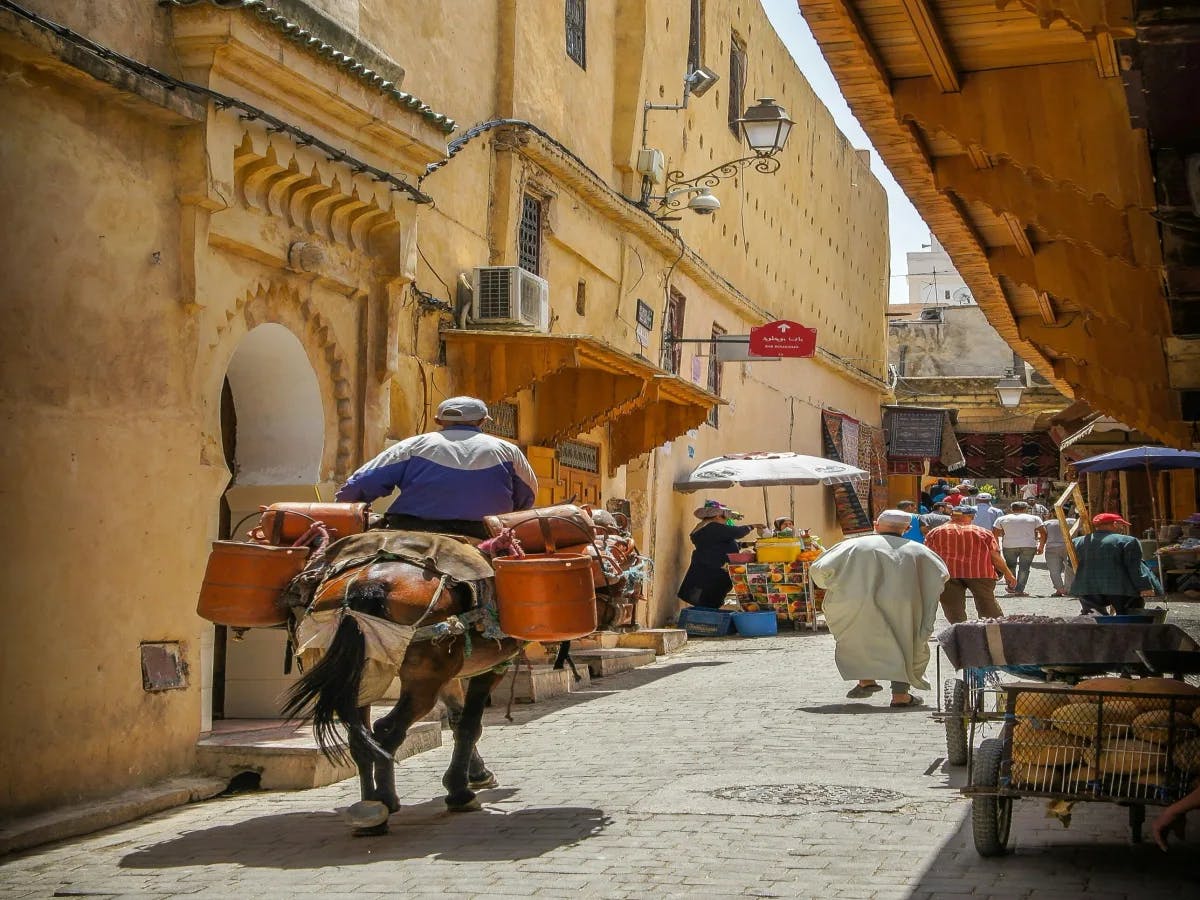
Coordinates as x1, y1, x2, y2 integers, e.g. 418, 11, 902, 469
823, 410, 873, 533
930, 432, 1058, 479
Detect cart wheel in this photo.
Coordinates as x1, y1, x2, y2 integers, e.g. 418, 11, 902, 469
944, 678, 968, 766
1129, 804, 1145, 844
971, 738, 1012, 857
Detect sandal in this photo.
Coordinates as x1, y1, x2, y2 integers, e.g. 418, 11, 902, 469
890, 695, 925, 708
846, 683, 883, 699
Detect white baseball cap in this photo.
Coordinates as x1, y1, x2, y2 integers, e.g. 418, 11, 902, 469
436, 396, 491, 422
977, 492, 993, 501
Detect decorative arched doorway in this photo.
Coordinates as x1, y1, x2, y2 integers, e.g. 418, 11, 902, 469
213, 323, 326, 720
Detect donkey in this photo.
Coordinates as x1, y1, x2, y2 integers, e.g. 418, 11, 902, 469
282, 551, 521, 836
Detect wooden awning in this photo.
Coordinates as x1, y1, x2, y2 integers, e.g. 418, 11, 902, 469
795, 0, 1191, 447
442, 330, 722, 470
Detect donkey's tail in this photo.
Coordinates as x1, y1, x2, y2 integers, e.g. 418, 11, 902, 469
282, 582, 390, 766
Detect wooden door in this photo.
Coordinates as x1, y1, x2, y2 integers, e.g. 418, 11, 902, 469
527, 446, 559, 506
562, 468, 601, 506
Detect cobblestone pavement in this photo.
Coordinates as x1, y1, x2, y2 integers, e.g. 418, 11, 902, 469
2, 563, 1199, 899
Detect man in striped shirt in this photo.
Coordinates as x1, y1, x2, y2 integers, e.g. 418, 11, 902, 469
925, 506, 1017, 623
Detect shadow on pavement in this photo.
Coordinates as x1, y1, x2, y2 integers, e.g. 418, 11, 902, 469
903, 794, 1200, 898
794, 702, 930, 714
119, 800, 610, 869
485, 658, 731, 727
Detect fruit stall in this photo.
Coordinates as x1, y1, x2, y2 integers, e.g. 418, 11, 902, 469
726, 534, 826, 631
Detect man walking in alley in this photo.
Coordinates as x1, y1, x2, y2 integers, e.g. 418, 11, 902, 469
972, 491, 1003, 530
925, 505, 1017, 623
1072, 512, 1157, 615
809, 510, 949, 708
1042, 512, 1077, 597
335, 396, 538, 539
993, 501, 1046, 596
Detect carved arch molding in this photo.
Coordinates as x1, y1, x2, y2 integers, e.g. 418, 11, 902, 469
210, 280, 357, 477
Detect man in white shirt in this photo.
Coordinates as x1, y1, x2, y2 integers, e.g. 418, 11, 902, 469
993, 501, 1047, 597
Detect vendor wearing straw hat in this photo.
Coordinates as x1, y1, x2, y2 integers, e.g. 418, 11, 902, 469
677, 501, 765, 609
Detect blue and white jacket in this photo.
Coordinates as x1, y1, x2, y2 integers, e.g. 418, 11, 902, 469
335, 426, 538, 520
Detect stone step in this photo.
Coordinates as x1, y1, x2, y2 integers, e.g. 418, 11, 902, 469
495, 664, 572, 703
568, 630, 622, 650
568, 647, 657, 678
617, 628, 688, 655
195, 717, 442, 791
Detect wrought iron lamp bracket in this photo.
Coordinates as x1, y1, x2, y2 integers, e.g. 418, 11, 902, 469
652, 154, 782, 210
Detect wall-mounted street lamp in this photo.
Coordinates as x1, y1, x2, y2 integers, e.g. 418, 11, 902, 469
995, 369, 1027, 408
639, 70, 793, 218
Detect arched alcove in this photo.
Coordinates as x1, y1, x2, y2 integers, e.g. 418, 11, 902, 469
225, 323, 324, 485
215, 323, 326, 721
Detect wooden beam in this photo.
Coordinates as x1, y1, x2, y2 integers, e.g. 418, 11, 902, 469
966, 144, 992, 170
1037, 291, 1058, 326
933, 156, 1159, 268
990, 243, 1169, 332
895, 61, 1156, 209
898, 0, 959, 92
1090, 31, 1120, 78
1002, 212, 1034, 258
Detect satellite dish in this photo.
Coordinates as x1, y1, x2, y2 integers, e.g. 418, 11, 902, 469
952, 287, 974, 305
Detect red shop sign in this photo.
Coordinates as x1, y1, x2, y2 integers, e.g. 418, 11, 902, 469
748, 320, 817, 358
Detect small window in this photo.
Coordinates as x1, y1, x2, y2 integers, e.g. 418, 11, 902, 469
518, 194, 543, 275
566, 0, 586, 69
688, 0, 704, 72
728, 32, 747, 137
662, 289, 686, 375
707, 323, 726, 427
576, 280, 587, 315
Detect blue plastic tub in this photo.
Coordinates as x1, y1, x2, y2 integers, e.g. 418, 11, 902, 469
677, 607, 735, 637
1095, 614, 1156, 624
731, 610, 779, 637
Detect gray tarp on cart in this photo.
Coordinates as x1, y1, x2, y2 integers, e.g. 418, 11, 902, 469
936, 619, 1198, 670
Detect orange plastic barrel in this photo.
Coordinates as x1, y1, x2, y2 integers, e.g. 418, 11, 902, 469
493, 552, 598, 641
196, 541, 310, 628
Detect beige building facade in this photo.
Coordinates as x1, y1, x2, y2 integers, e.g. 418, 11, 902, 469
0, 0, 888, 819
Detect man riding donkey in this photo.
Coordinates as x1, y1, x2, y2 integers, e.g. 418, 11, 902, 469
285, 396, 541, 834
336, 395, 538, 539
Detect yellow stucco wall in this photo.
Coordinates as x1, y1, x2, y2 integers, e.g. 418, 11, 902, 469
1, 0, 888, 817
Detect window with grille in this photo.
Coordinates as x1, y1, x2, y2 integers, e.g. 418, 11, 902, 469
707, 323, 726, 427
662, 290, 686, 374
565, 0, 586, 69
518, 194, 542, 275
558, 440, 600, 474
728, 32, 746, 137
483, 401, 518, 439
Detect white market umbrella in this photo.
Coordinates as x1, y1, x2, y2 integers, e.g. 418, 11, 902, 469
673, 452, 867, 522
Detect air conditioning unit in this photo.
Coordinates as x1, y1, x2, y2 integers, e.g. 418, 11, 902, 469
470, 266, 549, 331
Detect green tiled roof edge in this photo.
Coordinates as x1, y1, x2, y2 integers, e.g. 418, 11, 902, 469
160, 0, 456, 133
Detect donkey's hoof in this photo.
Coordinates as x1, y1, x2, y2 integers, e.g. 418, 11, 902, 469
446, 795, 482, 813
346, 800, 390, 829
469, 773, 499, 790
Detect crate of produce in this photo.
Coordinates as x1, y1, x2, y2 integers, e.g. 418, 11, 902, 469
677, 607, 735, 637
732, 610, 779, 637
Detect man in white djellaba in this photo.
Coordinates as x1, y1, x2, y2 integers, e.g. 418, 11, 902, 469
809, 510, 950, 708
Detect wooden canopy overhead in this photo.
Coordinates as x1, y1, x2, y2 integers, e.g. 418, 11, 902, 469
796, 0, 1197, 447
441, 330, 721, 472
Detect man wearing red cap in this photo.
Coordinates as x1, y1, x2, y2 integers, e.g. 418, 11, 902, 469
1070, 513, 1156, 615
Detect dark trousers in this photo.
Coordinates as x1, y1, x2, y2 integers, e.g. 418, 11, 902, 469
383, 513, 489, 540
1079, 594, 1146, 616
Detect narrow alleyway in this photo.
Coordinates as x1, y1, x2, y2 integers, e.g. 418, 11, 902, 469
2, 565, 1199, 899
